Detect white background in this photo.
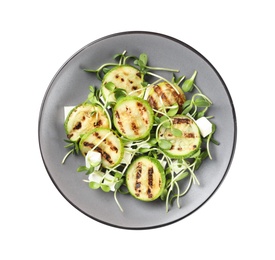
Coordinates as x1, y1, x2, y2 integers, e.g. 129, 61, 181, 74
1, 0, 274, 259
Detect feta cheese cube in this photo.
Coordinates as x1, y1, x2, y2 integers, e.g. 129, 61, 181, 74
64, 106, 75, 120
88, 171, 104, 183
195, 117, 213, 138
85, 150, 102, 168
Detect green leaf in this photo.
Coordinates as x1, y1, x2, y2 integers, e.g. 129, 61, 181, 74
182, 104, 193, 114
114, 172, 123, 178
101, 184, 111, 192
142, 81, 148, 87
182, 70, 197, 92
105, 82, 116, 91
64, 139, 74, 144
139, 147, 151, 153
63, 139, 80, 153
64, 142, 74, 148
167, 103, 179, 117
89, 182, 101, 189
139, 53, 148, 66
171, 128, 182, 137
86, 166, 95, 175
114, 179, 124, 190
77, 166, 87, 172
106, 101, 116, 107
172, 74, 185, 85
194, 97, 211, 107
175, 171, 189, 181
158, 139, 172, 150
182, 99, 191, 109
114, 88, 127, 100
89, 85, 95, 93
102, 67, 111, 74
200, 150, 209, 160
154, 115, 160, 124
160, 188, 168, 200
148, 137, 157, 145
182, 100, 193, 114
196, 111, 205, 119
74, 142, 80, 155
88, 92, 97, 104
160, 116, 171, 128
211, 138, 220, 145
134, 59, 143, 68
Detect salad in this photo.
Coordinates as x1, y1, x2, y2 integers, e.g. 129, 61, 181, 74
62, 51, 218, 212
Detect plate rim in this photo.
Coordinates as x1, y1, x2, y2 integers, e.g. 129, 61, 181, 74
38, 30, 237, 230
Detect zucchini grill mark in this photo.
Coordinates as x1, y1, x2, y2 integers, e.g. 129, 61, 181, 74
82, 131, 119, 165
115, 103, 147, 135
147, 167, 154, 198
134, 162, 156, 199
126, 156, 165, 202
134, 162, 143, 197
172, 117, 191, 125
79, 128, 124, 168
83, 141, 113, 165
147, 82, 186, 113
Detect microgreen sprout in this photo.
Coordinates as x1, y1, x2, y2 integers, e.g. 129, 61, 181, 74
84, 63, 118, 81
86, 85, 112, 127
62, 50, 219, 213
182, 70, 197, 92
134, 53, 180, 74
103, 82, 127, 102
61, 139, 80, 164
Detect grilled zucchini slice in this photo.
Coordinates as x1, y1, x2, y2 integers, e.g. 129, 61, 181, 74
126, 156, 166, 202
101, 65, 144, 102
147, 81, 186, 113
79, 128, 124, 168
158, 115, 201, 158
64, 103, 110, 141
113, 96, 154, 140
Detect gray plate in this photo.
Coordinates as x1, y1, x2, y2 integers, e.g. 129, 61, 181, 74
38, 31, 237, 229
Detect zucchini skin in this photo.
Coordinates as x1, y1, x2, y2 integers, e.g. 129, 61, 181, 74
159, 115, 202, 159
79, 128, 124, 168
101, 65, 144, 102
64, 103, 110, 141
113, 96, 154, 140
126, 156, 166, 202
